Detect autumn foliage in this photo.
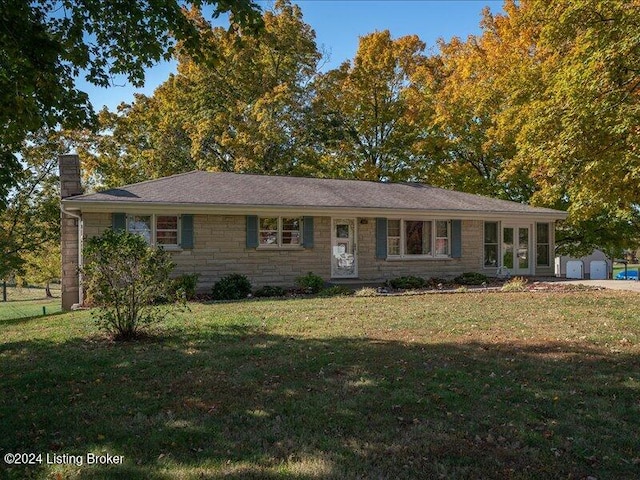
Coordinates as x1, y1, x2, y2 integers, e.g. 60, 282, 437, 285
76, 0, 640, 255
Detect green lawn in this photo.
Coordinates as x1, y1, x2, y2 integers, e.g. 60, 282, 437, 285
1, 291, 639, 479
0, 286, 62, 321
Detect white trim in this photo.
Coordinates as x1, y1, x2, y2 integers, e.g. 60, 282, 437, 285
483, 221, 500, 270
535, 222, 552, 268
502, 223, 534, 276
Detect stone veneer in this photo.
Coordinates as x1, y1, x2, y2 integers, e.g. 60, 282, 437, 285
59, 155, 83, 310
82, 213, 489, 291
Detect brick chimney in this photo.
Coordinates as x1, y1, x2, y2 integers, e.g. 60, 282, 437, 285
59, 154, 83, 310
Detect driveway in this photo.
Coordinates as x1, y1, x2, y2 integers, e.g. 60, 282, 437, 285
560, 279, 640, 292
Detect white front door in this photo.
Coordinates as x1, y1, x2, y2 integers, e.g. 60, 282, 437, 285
331, 218, 358, 278
502, 225, 531, 275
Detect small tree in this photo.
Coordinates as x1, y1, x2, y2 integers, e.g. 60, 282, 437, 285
82, 229, 178, 339
22, 242, 62, 297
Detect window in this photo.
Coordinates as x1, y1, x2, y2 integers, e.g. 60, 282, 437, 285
536, 222, 550, 266
127, 214, 180, 247
435, 221, 449, 256
387, 220, 401, 256
484, 222, 499, 267
387, 220, 449, 258
127, 215, 152, 244
405, 220, 431, 255
259, 217, 301, 247
156, 216, 179, 246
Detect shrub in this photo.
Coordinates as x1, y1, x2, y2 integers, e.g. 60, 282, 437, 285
82, 229, 180, 340
211, 274, 252, 300
254, 285, 286, 298
172, 273, 200, 300
454, 272, 488, 285
501, 276, 529, 292
386, 276, 426, 290
317, 285, 354, 297
296, 272, 325, 293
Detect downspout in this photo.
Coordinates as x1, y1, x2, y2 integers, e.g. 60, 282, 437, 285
60, 204, 84, 306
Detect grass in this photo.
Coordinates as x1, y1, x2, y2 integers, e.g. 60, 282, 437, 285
0, 286, 62, 321
1, 291, 640, 479
613, 263, 640, 277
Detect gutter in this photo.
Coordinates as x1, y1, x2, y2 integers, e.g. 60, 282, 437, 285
60, 204, 84, 306
61, 199, 569, 222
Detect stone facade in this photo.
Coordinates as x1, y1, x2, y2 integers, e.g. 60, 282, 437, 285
82, 213, 491, 291
59, 155, 83, 310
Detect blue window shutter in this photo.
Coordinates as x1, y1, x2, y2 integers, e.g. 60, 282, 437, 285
451, 220, 462, 258
302, 216, 314, 248
246, 215, 258, 248
112, 213, 126, 232
375, 217, 388, 259
181, 214, 194, 249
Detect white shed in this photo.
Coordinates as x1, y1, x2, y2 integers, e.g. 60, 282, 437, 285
555, 249, 612, 279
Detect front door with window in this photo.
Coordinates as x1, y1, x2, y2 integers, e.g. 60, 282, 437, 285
502, 226, 531, 275
331, 219, 357, 278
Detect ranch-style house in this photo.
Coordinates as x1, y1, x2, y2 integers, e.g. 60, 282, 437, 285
59, 155, 567, 309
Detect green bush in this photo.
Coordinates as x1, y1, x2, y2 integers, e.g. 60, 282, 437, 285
454, 272, 489, 285
172, 273, 200, 300
211, 274, 252, 300
317, 285, 354, 297
296, 272, 325, 293
386, 276, 426, 290
82, 229, 179, 340
254, 285, 286, 298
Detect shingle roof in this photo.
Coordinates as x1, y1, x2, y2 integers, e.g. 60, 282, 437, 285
65, 171, 566, 217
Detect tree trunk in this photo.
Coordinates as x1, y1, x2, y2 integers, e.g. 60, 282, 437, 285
45, 282, 52, 298
2, 280, 6, 302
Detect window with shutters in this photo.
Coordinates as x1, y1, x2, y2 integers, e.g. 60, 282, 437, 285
258, 217, 302, 248
387, 219, 450, 258
126, 214, 180, 248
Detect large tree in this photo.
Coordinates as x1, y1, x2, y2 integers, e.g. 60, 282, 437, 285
82, 0, 321, 186
0, 0, 263, 202
0, 131, 62, 300
429, 0, 640, 254
310, 30, 437, 181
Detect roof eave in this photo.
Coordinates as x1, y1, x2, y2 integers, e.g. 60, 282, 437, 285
61, 199, 568, 221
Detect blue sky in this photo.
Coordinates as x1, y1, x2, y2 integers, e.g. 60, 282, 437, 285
82, 0, 503, 111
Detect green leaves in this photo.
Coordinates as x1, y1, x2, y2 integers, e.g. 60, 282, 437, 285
83, 229, 180, 339
0, 0, 263, 198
